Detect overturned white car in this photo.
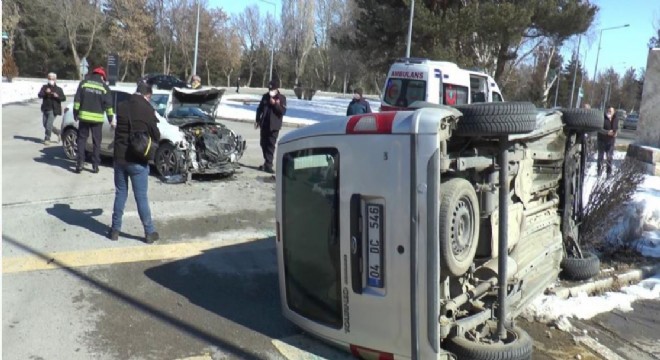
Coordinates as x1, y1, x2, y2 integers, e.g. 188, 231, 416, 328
59, 86, 246, 178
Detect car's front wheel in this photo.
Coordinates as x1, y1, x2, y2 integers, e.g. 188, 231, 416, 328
62, 128, 78, 160
154, 142, 182, 177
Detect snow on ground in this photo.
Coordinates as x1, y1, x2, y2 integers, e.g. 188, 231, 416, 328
2, 78, 381, 126
3, 78, 659, 325
523, 274, 660, 327
1, 78, 79, 105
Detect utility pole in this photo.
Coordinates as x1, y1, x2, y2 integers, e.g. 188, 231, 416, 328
554, 67, 561, 108
569, 35, 581, 108
405, 0, 415, 58
589, 24, 629, 108
258, 0, 276, 81
192, 0, 201, 77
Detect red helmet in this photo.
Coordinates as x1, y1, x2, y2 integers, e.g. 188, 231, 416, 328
92, 67, 106, 80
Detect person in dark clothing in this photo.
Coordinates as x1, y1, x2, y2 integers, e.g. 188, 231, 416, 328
108, 82, 161, 244
236, 76, 240, 93
255, 79, 287, 174
346, 87, 372, 116
38, 72, 66, 144
597, 106, 619, 176
73, 66, 114, 174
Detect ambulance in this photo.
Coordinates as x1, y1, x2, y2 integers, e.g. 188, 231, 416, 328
380, 58, 504, 111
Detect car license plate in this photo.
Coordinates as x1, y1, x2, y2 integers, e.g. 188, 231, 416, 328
366, 204, 384, 288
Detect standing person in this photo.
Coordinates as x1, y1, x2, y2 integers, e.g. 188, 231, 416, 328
191, 75, 202, 89
597, 106, 619, 176
255, 79, 287, 174
73, 66, 114, 174
346, 87, 372, 115
108, 82, 161, 243
38, 72, 66, 144
236, 76, 240, 93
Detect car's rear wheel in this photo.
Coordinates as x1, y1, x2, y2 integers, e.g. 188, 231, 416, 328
445, 322, 533, 360
62, 128, 78, 160
440, 178, 480, 277
560, 108, 602, 130
154, 142, 182, 177
453, 102, 537, 136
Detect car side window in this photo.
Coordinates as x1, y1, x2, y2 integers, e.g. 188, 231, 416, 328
443, 84, 469, 105
492, 92, 503, 102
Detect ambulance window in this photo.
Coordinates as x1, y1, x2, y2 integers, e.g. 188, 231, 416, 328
405, 81, 426, 105
282, 148, 342, 328
383, 78, 426, 107
384, 79, 403, 105
470, 75, 488, 103
443, 84, 468, 105
492, 92, 503, 102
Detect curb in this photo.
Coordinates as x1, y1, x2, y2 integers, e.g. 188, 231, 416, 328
547, 264, 660, 299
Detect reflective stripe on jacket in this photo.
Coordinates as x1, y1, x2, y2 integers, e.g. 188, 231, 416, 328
73, 74, 114, 123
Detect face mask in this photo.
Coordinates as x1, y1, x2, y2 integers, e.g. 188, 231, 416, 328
48, 80, 55, 86
269, 90, 277, 97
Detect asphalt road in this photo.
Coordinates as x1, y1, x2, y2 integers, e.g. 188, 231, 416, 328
2, 99, 658, 360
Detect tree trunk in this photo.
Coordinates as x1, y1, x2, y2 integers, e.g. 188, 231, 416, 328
120, 62, 130, 82
205, 60, 211, 85
141, 57, 147, 77
343, 71, 349, 94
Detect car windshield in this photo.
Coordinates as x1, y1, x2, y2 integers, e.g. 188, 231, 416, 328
150, 94, 169, 117
167, 106, 214, 126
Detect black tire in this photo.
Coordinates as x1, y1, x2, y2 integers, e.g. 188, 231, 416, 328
561, 251, 600, 281
154, 142, 182, 177
445, 324, 533, 360
61, 127, 78, 160
560, 108, 602, 130
440, 178, 480, 277
453, 102, 537, 136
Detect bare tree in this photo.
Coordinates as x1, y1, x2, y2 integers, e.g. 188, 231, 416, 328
106, 0, 155, 81
40, 0, 105, 79
281, 0, 315, 86
150, 0, 177, 75
232, 5, 263, 87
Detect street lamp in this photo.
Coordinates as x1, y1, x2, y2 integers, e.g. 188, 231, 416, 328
192, 0, 201, 78
405, 0, 415, 58
258, 0, 276, 81
590, 24, 629, 107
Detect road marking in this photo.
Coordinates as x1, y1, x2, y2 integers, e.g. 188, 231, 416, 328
3, 231, 273, 274
272, 335, 353, 360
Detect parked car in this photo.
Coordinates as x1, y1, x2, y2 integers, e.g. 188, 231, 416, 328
59, 86, 246, 177
275, 103, 603, 359
138, 73, 190, 90
623, 113, 639, 130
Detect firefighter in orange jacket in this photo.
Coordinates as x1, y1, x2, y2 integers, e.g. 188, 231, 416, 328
73, 67, 114, 174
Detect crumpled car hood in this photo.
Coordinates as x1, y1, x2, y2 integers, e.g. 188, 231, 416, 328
166, 87, 225, 119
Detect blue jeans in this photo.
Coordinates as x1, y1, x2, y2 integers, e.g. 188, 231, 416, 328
42, 110, 55, 140
111, 162, 156, 235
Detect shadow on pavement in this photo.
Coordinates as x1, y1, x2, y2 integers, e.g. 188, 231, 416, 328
144, 237, 299, 340
13, 135, 44, 144
2, 235, 265, 360
45, 203, 108, 237
34, 146, 75, 172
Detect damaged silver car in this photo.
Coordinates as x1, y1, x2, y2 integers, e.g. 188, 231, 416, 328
153, 87, 246, 178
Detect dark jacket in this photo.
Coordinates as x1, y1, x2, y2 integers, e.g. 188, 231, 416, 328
73, 73, 114, 123
597, 114, 619, 145
38, 84, 66, 116
256, 91, 287, 131
346, 98, 372, 116
114, 94, 161, 165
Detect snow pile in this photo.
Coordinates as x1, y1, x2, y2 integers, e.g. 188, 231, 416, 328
523, 273, 660, 323
220, 93, 381, 125
1, 79, 79, 105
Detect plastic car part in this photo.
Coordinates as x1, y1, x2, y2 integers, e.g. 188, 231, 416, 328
445, 322, 533, 360
560, 108, 602, 130
560, 251, 601, 281
453, 102, 537, 136
439, 178, 480, 277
